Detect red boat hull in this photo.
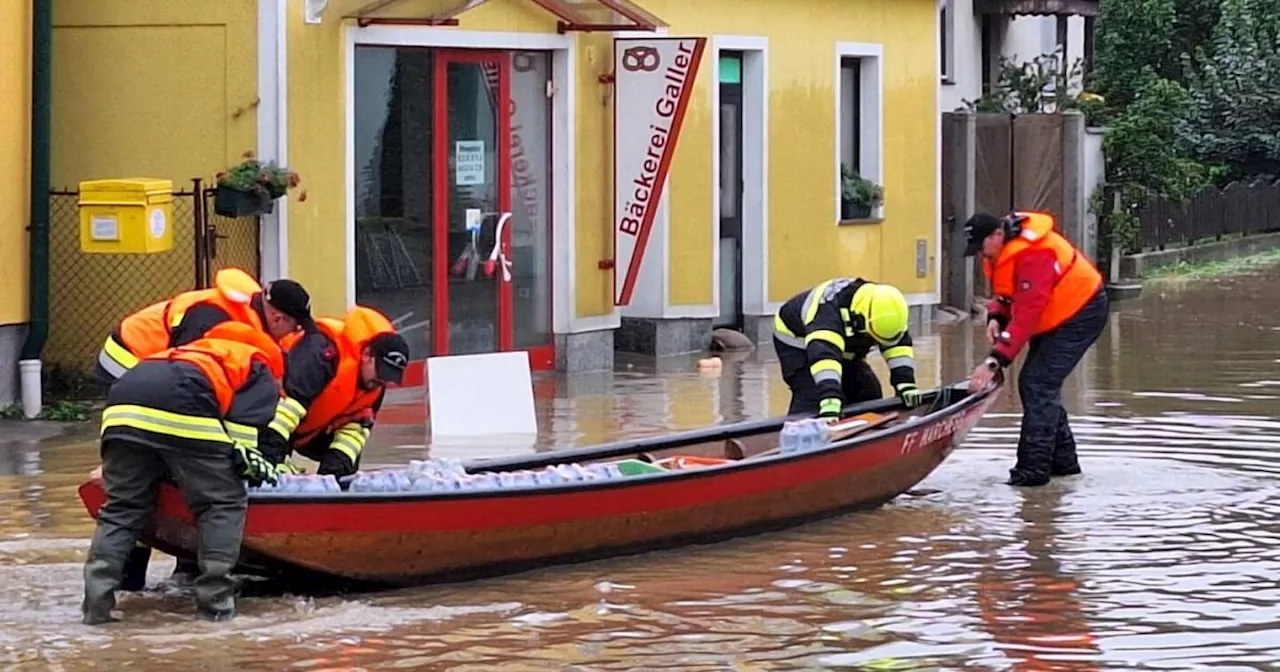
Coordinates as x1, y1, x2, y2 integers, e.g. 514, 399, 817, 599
78, 386, 998, 586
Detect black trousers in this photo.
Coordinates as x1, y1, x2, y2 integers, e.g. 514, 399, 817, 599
1012, 289, 1109, 481
83, 438, 247, 623
774, 337, 884, 415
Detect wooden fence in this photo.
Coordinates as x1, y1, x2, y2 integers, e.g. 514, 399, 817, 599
1137, 180, 1280, 251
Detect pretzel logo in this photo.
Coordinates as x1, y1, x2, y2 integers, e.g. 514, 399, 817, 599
513, 52, 536, 73
621, 46, 660, 72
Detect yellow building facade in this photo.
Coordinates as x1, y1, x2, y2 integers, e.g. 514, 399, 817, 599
51, 0, 941, 375
0, 0, 32, 405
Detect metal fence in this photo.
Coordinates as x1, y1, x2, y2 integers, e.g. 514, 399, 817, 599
1137, 180, 1280, 251
46, 180, 260, 376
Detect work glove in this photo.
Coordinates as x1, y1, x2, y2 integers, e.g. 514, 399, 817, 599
817, 397, 843, 422
232, 443, 279, 487
317, 449, 358, 478
896, 382, 923, 408
274, 461, 303, 476
257, 428, 293, 465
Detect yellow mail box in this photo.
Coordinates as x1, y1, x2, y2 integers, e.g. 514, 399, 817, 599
78, 178, 175, 254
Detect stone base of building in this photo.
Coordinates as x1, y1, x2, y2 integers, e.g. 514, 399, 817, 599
0, 324, 27, 407
741, 314, 775, 344
555, 303, 939, 373
908, 303, 938, 332
555, 329, 614, 374
614, 317, 713, 357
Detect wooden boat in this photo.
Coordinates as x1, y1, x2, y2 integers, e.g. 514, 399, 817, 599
77, 380, 999, 587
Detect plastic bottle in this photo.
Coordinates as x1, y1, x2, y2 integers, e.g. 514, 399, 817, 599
780, 420, 803, 454
586, 463, 622, 480
386, 468, 412, 488
810, 419, 830, 450
320, 474, 341, 493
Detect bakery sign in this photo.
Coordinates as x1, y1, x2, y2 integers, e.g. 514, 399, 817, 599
612, 36, 706, 306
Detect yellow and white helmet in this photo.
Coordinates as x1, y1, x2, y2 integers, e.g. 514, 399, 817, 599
851, 283, 909, 344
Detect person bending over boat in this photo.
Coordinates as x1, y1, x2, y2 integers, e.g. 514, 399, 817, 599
95, 268, 313, 384
963, 211, 1107, 487
82, 322, 284, 625
772, 278, 921, 420
100, 273, 314, 591
258, 305, 410, 479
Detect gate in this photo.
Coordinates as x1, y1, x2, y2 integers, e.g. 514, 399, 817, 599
46, 178, 261, 375
941, 111, 1086, 309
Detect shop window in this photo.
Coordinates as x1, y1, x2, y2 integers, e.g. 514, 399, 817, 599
939, 0, 955, 83
353, 46, 435, 360
836, 45, 884, 223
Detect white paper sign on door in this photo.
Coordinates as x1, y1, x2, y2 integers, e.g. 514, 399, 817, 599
612, 37, 707, 306
455, 140, 486, 185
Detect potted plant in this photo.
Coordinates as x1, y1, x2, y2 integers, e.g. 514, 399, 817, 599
841, 164, 884, 220
214, 151, 305, 217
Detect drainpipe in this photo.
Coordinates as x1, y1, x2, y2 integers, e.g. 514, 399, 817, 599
20, 0, 52, 419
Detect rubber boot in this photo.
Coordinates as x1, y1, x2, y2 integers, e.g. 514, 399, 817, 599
1051, 413, 1082, 477
171, 557, 201, 585
82, 557, 123, 625
120, 544, 152, 591
1008, 429, 1053, 487
193, 559, 238, 622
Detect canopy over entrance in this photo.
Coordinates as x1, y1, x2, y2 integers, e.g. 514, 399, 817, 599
348, 0, 669, 31
974, 0, 1099, 16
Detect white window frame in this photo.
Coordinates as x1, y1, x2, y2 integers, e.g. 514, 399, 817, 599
710, 36, 770, 319
939, 0, 955, 83
834, 42, 884, 224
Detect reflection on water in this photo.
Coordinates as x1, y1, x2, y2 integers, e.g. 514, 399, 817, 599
7, 271, 1280, 668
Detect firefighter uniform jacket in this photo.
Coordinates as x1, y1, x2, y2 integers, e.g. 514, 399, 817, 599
99, 322, 285, 454
262, 306, 396, 475
773, 278, 917, 407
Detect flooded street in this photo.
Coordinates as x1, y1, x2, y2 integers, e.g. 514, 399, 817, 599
6, 268, 1280, 670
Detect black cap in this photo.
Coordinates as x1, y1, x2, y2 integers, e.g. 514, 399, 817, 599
263, 279, 313, 327
369, 332, 410, 385
962, 213, 1006, 257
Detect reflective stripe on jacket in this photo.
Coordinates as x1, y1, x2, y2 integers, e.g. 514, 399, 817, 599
270, 306, 396, 463
982, 212, 1103, 335
772, 278, 915, 405
100, 324, 284, 453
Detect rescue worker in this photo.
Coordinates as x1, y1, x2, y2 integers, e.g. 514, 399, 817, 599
259, 305, 410, 477
95, 267, 313, 384
100, 270, 313, 590
963, 211, 1108, 487
773, 278, 921, 420
82, 321, 285, 625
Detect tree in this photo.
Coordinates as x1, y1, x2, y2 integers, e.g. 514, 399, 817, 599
1183, 0, 1280, 182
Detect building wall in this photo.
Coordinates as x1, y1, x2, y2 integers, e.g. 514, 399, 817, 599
0, 0, 32, 405
645, 0, 941, 307
52, 1, 258, 187
44, 0, 258, 370
0, 0, 32, 328
292, 0, 940, 321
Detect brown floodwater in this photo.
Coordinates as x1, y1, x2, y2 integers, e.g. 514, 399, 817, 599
6, 268, 1280, 670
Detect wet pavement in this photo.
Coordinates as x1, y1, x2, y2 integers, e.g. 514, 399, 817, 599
6, 267, 1280, 669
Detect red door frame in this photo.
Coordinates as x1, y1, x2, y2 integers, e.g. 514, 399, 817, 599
400, 48, 555, 388
431, 49, 515, 355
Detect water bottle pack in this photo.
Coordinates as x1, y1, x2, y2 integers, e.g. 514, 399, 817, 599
338, 458, 628, 494
253, 473, 342, 494
778, 419, 832, 454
